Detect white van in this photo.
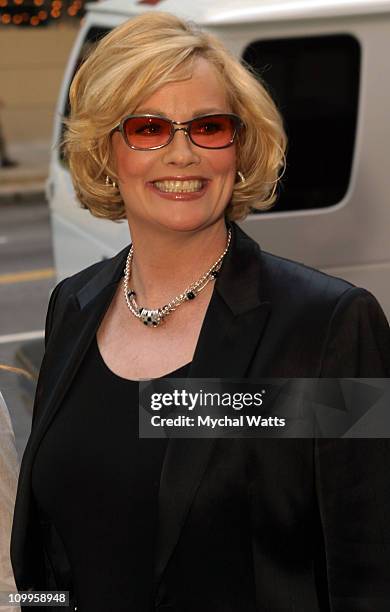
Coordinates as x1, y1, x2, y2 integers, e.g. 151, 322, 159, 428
47, 0, 390, 317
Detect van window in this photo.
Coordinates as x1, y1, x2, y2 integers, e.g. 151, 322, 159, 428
242, 34, 361, 212
59, 26, 111, 161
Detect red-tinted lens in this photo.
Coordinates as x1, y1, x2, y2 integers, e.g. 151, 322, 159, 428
190, 115, 237, 148
123, 116, 171, 149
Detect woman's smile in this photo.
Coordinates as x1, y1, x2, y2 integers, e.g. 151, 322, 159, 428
147, 176, 210, 200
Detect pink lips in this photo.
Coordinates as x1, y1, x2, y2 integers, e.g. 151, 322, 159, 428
147, 177, 209, 201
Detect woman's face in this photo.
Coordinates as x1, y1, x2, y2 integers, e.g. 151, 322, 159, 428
111, 57, 237, 234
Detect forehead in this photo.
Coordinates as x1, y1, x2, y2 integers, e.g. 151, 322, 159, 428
135, 57, 231, 118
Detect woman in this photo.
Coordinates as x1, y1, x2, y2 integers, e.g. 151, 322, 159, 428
11, 11, 390, 612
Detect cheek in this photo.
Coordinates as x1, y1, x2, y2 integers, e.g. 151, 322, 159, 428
117, 152, 145, 182
112, 134, 151, 181
208, 148, 236, 177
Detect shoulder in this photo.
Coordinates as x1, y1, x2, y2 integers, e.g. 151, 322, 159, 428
44, 245, 129, 345
48, 243, 130, 311
260, 249, 354, 304
232, 223, 390, 374
257, 250, 390, 375
259, 248, 389, 327
260, 248, 388, 330
232, 221, 356, 310
232, 222, 388, 326
52, 244, 129, 301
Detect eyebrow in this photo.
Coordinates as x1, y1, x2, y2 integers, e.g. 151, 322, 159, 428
134, 107, 228, 117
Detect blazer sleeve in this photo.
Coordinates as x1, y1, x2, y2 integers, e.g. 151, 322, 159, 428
315, 287, 390, 611
318, 287, 390, 377
31, 279, 68, 430
44, 279, 68, 350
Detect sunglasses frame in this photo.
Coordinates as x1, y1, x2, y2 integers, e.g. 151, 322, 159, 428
111, 112, 245, 150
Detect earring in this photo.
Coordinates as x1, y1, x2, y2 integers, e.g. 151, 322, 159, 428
105, 175, 117, 189
236, 170, 246, 183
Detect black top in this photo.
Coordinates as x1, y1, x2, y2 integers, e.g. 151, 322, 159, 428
32, 335, 190, 612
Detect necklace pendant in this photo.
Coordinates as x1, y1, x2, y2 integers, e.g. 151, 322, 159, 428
123, 228, 231, 327
139, 307, 162, 327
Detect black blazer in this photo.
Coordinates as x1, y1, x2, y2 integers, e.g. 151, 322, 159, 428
11, 222, 390, 612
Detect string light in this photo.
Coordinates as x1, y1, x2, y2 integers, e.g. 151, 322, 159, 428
1, 0, 86, 25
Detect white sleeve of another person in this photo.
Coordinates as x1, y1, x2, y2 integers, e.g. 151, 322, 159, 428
0, 391, 20, 612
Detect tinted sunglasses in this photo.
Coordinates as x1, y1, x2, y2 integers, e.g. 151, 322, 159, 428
112, 113, 244, 150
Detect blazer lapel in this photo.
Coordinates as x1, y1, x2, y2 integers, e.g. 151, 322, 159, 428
154, 222, 272, 596
190, 221, 271, 377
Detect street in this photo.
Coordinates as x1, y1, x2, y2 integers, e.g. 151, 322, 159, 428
0, 198, 55, 460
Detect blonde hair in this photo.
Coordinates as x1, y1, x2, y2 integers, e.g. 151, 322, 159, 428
64, 11, 287, 221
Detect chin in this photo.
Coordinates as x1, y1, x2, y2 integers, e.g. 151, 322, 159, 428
149, 202, 222, 234
156, 214, 216, 234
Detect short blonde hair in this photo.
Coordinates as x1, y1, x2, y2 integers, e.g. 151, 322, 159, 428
64, 11, 287, 222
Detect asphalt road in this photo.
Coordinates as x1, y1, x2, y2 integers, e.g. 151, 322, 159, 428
0, 199, 55, 460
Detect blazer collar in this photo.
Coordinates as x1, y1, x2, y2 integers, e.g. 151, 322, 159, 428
216, 221, 266, 315
75, 221, 268, 315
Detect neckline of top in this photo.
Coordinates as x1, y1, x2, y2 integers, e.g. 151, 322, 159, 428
93, 335, 191, 382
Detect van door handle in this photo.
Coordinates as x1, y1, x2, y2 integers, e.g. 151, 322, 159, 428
46, 179, 55, 201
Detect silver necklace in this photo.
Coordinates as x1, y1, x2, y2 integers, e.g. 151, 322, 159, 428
123, 228, 231, 327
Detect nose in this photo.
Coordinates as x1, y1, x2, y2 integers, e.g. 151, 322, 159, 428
162, 128, 201, 166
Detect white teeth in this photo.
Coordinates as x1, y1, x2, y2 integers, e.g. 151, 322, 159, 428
153, 179, 204, 193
